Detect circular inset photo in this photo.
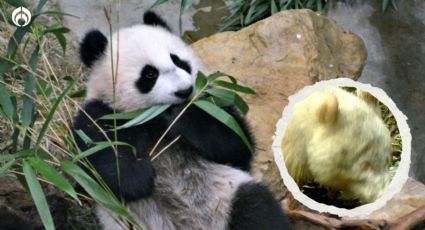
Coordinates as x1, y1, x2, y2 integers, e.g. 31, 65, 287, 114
273, 78, 411, 217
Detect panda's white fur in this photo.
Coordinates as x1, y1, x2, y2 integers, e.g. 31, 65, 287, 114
86, 25, 201, 111
282, 87, 392, 203
73, 11, 291, 230
97, 160, 253, 230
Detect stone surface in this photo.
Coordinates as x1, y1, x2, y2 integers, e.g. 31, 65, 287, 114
191, 9, 366, 198
368, 178, 425, 220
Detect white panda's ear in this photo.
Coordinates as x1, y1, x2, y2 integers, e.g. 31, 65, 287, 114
316, 94, 339, 125
80, 30, 108, 68
356, 90, 382, 116
143, 11, 171, 31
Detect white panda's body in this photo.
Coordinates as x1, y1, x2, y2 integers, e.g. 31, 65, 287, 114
282, 87, 392, 204
73, 12, 290, 229
97, 152, 252, 230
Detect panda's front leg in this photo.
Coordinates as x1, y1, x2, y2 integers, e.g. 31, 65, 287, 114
73, 101, 156, 202
166, 104, 254, 171
228, 182, 292, 230
88, 148, 156, 202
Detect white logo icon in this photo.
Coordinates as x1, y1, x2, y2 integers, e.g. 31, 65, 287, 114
12, 7, 32, 27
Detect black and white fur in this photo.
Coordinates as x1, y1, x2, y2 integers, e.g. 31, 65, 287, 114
73, 11, 291, 230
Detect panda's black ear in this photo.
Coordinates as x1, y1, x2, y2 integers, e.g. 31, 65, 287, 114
143, 11, 171, 31
80, 30, 108, 67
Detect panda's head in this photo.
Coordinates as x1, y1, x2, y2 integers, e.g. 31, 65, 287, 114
80, 11, 201, 111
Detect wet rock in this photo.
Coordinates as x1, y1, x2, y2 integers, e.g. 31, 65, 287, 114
191, 9, 367, 198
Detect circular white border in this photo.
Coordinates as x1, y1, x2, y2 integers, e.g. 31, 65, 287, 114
272, 78, 411, 217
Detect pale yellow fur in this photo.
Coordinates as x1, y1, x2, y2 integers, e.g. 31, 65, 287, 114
282, 87, 392, 203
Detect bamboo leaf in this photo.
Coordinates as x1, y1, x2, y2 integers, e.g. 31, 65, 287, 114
74, 129, 93, 145
212, 80, 256, 94
0, 57, 16, 73
149, 0, 169, 9
36, 0, 48, 14
271, 0, 278, 14
28, 157, 80, 203
5, 0, 23, 7
60, 161, 131, 220
35, 79, 75, 147
317, 0, 322, 11
180, 0, 194, 12
115, 104, 171, 130
0, 160, 15, 177
43, 27, 70, 34
73, 141, 136, 161
52, 32, 67, 53
382, 0, 390, 11
21, 46, 39, 128
194, 100, 253, 152
7, 26, 29, 58
245, 3, 256, 25
390, 0, 398, 10
195, 72, 208, 93
0, 75, 16, 120
0, 154, 14, 162
205, 96, 233, 107
35, 11, 79, 18
234, 93, 249, 115
9, 148, 53, 160
69, 89, 86, 98
206, 89, 234, 105
23, 161, 55, 230
100, 108, 146, 120
206, 88, 249, 115
207, 71, 237, 84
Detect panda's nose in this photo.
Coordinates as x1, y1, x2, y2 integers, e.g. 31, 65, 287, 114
174, 86, 193, 99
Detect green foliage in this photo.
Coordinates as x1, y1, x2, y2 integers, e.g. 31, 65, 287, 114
60, 161, 133, 221
0, 1, 133, 229
220, 0, 399, 31
150, 0, 399, 33
102, 71, 256, 155
23, 160, 55, 230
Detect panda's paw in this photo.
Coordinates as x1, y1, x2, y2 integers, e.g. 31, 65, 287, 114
120, 157, 156, 201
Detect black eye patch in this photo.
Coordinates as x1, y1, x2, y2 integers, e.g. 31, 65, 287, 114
170, 53, 191, 74
136, 65, 159, 94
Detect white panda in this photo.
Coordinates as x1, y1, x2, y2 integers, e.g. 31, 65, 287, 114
281, 87, 392, 204
73, 11, 291, 230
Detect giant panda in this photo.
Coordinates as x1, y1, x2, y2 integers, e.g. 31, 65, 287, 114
73, 11, 291, 230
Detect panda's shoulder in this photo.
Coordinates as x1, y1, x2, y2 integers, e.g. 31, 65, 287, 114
73, 100, 113, 130
75, 100, 112, 120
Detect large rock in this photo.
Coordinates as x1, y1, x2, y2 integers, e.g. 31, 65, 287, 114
191, 9, 367, 197
369, 178, 425, 220
191, 9, 425, 228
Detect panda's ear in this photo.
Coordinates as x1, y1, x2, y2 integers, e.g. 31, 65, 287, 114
356, 90, 382, 116
143, 11, 171, 31
80, 30, 108, 68
316, 94, 339, 125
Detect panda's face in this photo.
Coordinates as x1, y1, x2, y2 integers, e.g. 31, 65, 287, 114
81, 13, 201, 111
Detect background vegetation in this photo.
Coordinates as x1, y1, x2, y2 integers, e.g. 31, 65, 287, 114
152, 0, 398, 32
